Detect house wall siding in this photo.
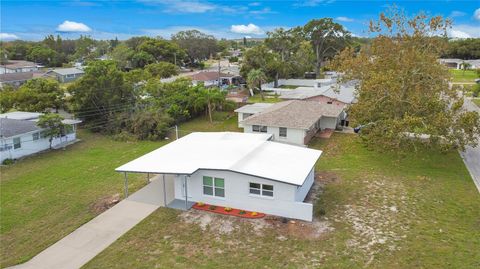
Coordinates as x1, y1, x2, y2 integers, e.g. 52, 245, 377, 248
295, 167, 315, 202
173, 169, 313, 221
242, 124, 306, 146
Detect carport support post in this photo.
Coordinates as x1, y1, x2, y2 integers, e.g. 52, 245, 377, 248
184, 175, 188, 210
162, 174, 167, 206
124, 172, 128, 198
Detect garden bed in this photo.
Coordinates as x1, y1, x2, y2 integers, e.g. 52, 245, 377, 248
192, 202, 265, 219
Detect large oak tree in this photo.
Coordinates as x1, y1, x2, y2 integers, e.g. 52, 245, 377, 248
332, 8, 480, 152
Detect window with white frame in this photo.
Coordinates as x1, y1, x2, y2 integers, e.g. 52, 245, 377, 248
32, 132, 40, 141
13, 137, 21, 149
203, 176, 225, 197
252, 125, 267, 133
249, 182, 274, 197
279, 127, 287, 137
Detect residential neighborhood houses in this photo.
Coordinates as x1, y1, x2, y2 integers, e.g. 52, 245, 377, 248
0, 111, 81, 163
1, 2, 480, 269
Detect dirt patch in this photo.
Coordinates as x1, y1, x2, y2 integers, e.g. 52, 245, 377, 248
315, 171, 340, 184
305, 171, 340, 204
333, 176, 413, 265
90, 193, 120, 214
179, 209, 333, 240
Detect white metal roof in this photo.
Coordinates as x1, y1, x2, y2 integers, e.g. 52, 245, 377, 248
234, 103, 274, 114
49, 68, 85, 76
116, 132, 322, 186
0, 111, 42, 120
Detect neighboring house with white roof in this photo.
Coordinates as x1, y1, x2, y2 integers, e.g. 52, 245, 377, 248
438, 58, 480, 69
0, 112, 81, 163
0, 60, 42, 74
238, 100, 346, 146
234, 103, 274, 127
116, 132, 322, 221
46, 68, 85, 83
280, 83, 357, 106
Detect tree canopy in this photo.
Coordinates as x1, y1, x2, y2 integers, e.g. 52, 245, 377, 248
332, 8, 480, 152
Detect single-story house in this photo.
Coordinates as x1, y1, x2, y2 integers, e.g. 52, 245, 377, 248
116, 132, 322, 221
234, 103, 274, 127
238, 100, 346, 146
0, 71, 46, 88
46, 68, 85, 83
280, 83, 357, 106
0, 60, 42, 74
438, 58, 480, 69
189, 71, 241, 87
0, 111, 81, 162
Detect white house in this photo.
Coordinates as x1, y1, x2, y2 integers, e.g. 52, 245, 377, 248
46, 68, 85, 83
116, 132, 322, 221
237, 100, 346, 146
189, 71, 241, 87
0, 60, 41, 74
0, 112, 81, 163
438, 58, 480, 69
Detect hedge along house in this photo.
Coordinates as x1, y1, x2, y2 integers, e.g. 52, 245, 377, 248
116, 132, 322, 221
238, 100, 346, 146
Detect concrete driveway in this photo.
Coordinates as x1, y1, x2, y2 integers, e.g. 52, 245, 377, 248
460, 98, 480, 193
9, 175, 174, 269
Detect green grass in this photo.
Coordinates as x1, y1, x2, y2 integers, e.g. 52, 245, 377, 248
83, 134, 480, 269
278, 85, 300, 89
449, 69, 479, 83
0, 131, 166, 267
247, 93, 281, 103
176, 111, 241, 136
473, 98, 480, 107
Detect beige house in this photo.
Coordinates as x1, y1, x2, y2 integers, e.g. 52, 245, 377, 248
237, 100, 346, 146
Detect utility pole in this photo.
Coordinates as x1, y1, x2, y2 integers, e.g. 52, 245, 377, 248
218, 58, 221, 87
174, 52, 177, 66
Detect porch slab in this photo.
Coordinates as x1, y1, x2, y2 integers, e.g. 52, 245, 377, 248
167, 199, 195, 211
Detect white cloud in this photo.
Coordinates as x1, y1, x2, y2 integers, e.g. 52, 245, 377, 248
0, 33, 19, 40
250, 7, 275, 15
56, 20, 91, 32
474, 8, 480, 21
449, 11, 466, 17
249, 2, 261, 6
336, 16, 354, 22
294, 0, 335, 7
448, 24, 480, 38
140, 0, 216, 13
230, 23, 263, 35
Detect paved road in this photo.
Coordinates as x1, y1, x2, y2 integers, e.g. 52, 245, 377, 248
460, 98, 480, 193
9, 176, 171, 269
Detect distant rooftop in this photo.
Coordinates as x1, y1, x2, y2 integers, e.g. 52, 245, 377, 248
1, 60, 40, 69
234, 103, 274, 114
241, 100, 344, 130
280, 83, 357, 104
190, 71, 235, 81
0, 111, 43, 120
48, 68, 85, 76
0, 118, 40, 138
0, 72, 45, 83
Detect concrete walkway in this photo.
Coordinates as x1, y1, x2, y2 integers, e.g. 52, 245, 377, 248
9, 175, 173, 269
460, 98, 480, 193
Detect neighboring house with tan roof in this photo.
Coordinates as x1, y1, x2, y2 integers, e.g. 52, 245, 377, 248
238, 100, 347, 146
189, 71, 240, 87
46, 68, 85, 83
0, 60, 42, 74
280, 82, 357, 106
0, 71, 46, 88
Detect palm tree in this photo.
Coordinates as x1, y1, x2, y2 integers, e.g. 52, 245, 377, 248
194, 86, 226, 123
247, 69, 267, 101
461, 61, 471, 75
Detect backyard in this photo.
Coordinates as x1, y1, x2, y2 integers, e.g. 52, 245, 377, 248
450, 69, 479, 83
1, 115, 479, 269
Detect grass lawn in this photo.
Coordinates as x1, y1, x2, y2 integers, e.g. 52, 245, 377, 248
278, 85, 300, 89
450, 69, 479, 83
473, 98, 480, 107
248, 93, 281, 103
0, 112, 239, 268
83, 134, 480, 269
0, 131, 166, 267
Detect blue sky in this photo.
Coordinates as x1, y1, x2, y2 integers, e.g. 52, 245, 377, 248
1, 0, 479, 41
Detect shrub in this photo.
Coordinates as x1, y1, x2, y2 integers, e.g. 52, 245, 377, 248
239, 210, 246, 215
224, 207, 232, 212
209, 205, 217, 210
196, 202, 205, 207
251, 212, 258, 216
2, 158, 14, 165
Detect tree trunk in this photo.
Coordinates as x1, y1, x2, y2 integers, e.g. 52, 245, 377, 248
49, 137, 53, 149
315, 44, 321, 78
274, 72, 279, 88
207, 102, 213, 123
259, 82, 265, 101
